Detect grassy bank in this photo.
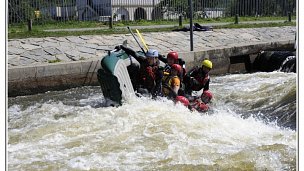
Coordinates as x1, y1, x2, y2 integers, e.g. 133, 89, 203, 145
8, 16, 296, 39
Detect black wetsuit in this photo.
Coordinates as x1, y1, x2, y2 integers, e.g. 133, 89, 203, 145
183, 66, 210, 95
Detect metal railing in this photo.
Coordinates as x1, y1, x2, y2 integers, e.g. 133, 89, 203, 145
8, 0, 296, 24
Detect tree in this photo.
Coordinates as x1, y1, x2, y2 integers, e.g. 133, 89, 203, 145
227, 0, 296, 17
157, 0, 228, 19
8, 0, 35, 23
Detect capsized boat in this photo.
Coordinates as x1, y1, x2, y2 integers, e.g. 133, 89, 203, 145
97, 48, 143, 106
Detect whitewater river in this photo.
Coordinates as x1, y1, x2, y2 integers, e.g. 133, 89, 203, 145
8, 71, 297, 170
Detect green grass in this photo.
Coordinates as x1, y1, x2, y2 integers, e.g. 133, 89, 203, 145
213, 21, 296, 29
9, 16, 295, 29
8, 16, 296, 39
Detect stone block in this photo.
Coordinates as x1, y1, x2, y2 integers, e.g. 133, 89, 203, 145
44, 37, 61, 42
8, 47, 25, 55
77, 46, 96, 54
65, 50, 81, 60
55, 54, 72, 62
19, 57, 37, 65
8, 55, 20, 66
20, 43, 40, 51
8, 40, 21, 48
66, 36, 84, 43
42, 55, 57, 61
29, 48, 47, 56
40, 41, 59, 48
82, 43, 99, 49
53, 37, 69, 42
79, 35, 91, 40
44, 48, 62, 56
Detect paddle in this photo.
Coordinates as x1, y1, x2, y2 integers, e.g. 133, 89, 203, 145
127, 26, 146, 54
136, 29, 149, 51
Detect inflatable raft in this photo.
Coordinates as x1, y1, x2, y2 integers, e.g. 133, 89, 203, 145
97, 49, 143, 106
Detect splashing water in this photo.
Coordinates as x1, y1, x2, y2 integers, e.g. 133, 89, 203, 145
8, 72, 296, 170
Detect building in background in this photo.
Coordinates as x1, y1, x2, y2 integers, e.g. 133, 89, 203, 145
8, 0, 296, 24
76, 0, 162, 21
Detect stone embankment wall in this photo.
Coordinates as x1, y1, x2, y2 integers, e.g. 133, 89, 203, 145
8, 26, 296, 96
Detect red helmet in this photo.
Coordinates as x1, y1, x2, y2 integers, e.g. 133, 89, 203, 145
171, 64, 182, 74
175, 96, 189, 106
167, 51, 178, 61
199, 103, 209, 111
201, 90, 213, 103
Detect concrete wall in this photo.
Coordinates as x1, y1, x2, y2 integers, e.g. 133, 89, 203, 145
8, 40, 295, 97
179, 40, 295, 75
8, 60, 100, 97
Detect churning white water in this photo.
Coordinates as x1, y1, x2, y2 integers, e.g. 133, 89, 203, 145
8, 72, 296, 170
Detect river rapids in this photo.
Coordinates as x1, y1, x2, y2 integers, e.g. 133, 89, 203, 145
8, 71, 297, 170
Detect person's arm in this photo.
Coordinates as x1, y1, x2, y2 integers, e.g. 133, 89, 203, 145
183, 67, 195, 86
186, 66, 199, 77
178, 58, 185, 66
178, 59, 186, 80
190, 77, 201, 88
119, 45, 146, 64
203, 79, 210, 91
151, 67, 164, 98
158, 54, 167, 63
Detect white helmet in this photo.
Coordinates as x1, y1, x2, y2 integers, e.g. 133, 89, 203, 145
146, 49, 158, 58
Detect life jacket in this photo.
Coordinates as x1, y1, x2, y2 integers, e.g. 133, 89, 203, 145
191, 68, 209, 91
139, 64, 158, 92
161, 71, 170, 83
162, 72, 180, 96
163, 64, 171, 73
164, 64, 186, 83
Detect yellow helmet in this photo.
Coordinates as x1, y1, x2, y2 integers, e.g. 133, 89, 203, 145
170, 77, 181, 87
202, 59, 212, 69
